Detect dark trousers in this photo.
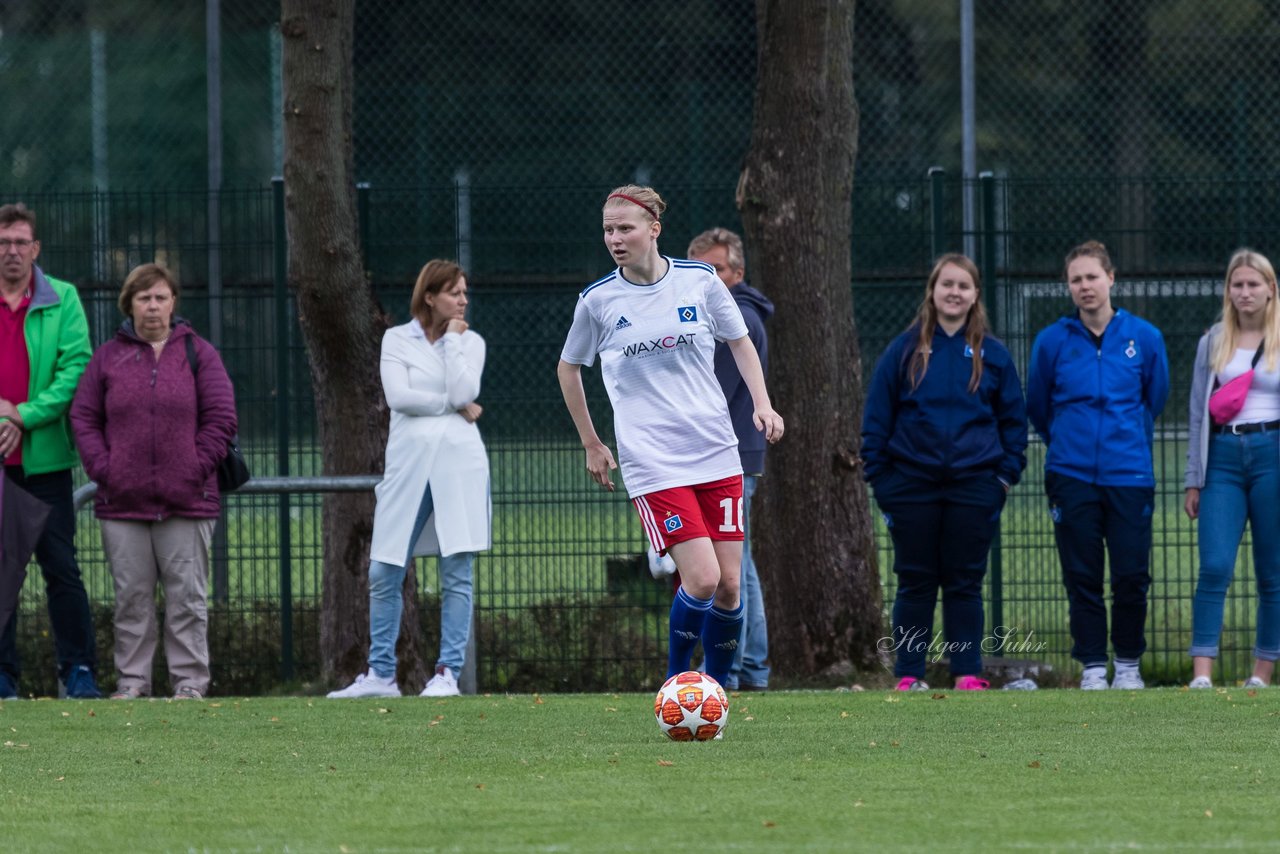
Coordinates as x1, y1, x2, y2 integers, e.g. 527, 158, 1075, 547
1045, 471, 1154, 667
876, 471, 1006, 679
1, 467, 97, 681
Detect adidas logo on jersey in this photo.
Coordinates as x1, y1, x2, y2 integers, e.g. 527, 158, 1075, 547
615, 315, 632, 330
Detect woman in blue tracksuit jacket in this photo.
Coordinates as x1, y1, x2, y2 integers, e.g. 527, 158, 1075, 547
1026, 240, 1169, 691
863, 254, 1028, 692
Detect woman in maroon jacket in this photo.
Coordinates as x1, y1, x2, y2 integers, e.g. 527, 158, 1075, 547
70, 263, 237, 700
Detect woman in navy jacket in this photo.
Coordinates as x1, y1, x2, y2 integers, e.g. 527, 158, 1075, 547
863, 254, 1028, 691
1026, 241, 1169, 690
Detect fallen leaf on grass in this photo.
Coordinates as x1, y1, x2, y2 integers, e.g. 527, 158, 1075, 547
762, 821, 776, 828
61, 712, 69, 718
1205, 810, 1213, 818
475, 784, 485, 790
840, 711, 849, 719
931, 693, 948, 699
657, 760, 674, 767
1028, 761, 1041, 768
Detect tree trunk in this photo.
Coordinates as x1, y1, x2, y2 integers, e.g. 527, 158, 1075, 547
280, 0, 428, 689
738, 0, 882, 678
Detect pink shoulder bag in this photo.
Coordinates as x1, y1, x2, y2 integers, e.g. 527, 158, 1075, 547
1209, 342, 1264, 426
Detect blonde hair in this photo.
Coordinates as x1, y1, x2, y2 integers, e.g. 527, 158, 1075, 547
118, 263, 178, 316
908, 254, 989, 393
603, 185, 667, 223
409, 259, 464, 329
1212, 248, 1280, 373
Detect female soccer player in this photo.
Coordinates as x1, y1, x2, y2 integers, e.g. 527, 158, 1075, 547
1026, 241, 1169, 690
1184, 249, 1280, 689
557, 185, 783, 687
862, 254, 1027, 691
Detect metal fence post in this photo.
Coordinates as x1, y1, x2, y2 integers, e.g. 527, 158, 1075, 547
357, 181, 371, 273
272, 176, 295, 681
978, 171, 1004, 646
928, 166, 946, 259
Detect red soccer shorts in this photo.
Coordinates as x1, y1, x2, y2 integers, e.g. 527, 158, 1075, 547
632, 475, 744, 555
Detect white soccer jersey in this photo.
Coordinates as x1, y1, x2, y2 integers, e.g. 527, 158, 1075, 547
561, 257, 749, 498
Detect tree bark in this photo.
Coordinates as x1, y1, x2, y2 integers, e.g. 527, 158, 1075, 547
280, 0, 428, 688
738, 0, 882, 677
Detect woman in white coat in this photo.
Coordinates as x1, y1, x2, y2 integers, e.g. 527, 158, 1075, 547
328, 259, 490, 699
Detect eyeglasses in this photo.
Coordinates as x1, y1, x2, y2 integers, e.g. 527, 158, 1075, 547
0, 239, 34, 251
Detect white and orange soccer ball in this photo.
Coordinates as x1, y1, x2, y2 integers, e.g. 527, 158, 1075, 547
653, 671, 729, 741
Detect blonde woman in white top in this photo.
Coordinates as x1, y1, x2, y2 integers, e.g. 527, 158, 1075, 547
557, 185, 783, 687
329, 260, 490, 699
1185, 249, 1280, 689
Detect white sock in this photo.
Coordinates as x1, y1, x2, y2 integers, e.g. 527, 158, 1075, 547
1083, 665, 1107, 679
1114, 658, 1140, 674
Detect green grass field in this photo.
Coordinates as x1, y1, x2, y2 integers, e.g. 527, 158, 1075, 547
2, 687, 1277, 852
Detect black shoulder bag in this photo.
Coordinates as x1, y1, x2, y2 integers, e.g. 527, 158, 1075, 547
184, 335, 251, 493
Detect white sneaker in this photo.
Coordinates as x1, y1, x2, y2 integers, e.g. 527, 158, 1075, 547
1080, 668, 1110, 690
646, 547, 677, 579
420, 665, 460, 697
326, 671, 400, 699
1244, 676, 1268, 688
1188, 675, 1213, 689
1111, 669, 1145, 690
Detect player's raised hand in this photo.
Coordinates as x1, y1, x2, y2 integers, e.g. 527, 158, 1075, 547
754, 407, 784, 444
585, 442, 618, 491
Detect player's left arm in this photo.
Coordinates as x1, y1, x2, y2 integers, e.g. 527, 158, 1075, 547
1144, 326, 1171, 419
726, 335, 783, 443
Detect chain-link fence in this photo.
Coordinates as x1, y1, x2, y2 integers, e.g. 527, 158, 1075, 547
6, 0, 1280, 692
4, 1, 1280, 191
8, 176, 1276, 694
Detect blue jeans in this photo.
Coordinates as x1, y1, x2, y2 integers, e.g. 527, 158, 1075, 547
876, 471, 1005, 679
1190, 432, 1280, 661
0, 467, 97, 682
728, 475, 769, 689
367, 485, 474, 679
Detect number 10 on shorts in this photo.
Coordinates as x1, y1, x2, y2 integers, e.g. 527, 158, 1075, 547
719, 497, 744, 533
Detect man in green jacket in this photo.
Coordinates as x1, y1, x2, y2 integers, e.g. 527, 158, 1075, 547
0, 203, 101, 700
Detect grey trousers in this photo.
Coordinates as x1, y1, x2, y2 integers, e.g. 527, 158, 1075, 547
100, 517, 216, 696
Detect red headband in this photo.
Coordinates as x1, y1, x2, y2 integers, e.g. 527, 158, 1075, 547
607, 193, 659, 221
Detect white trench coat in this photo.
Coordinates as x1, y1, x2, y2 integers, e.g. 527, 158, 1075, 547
369, 319, 491, 565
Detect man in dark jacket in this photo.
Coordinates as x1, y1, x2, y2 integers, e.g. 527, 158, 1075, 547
0, 202, 101, 700
689, 228, 774, 691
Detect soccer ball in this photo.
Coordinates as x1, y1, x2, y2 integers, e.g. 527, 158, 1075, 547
654, 671, 729, 741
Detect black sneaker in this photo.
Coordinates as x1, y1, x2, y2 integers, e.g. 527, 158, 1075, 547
64, 666, 102, 699
0, 672, 17, 700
